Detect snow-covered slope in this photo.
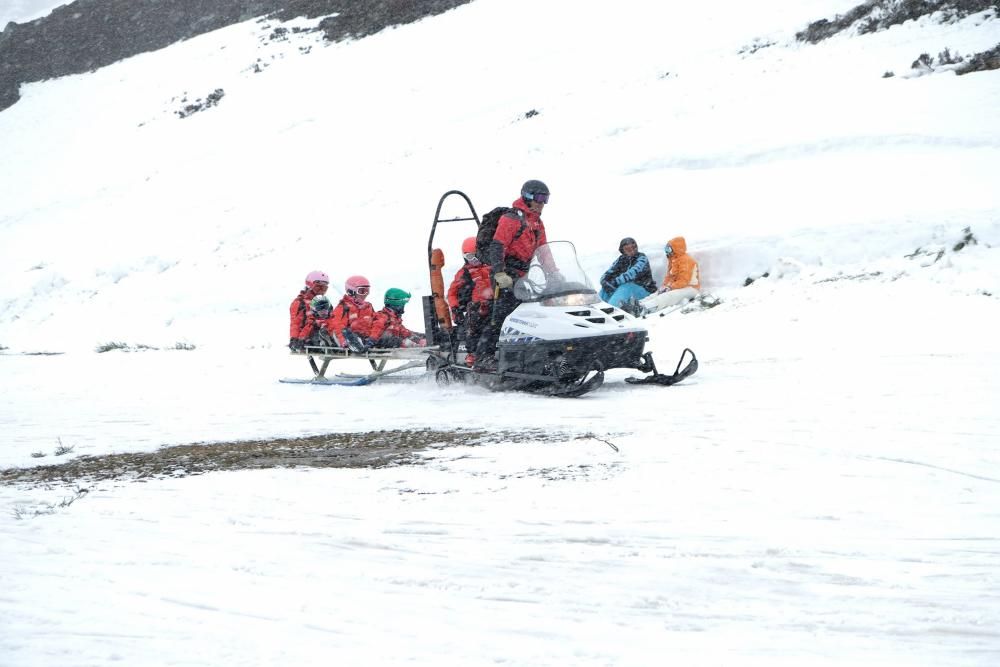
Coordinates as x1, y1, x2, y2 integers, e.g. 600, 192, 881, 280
1, 0, 997, 352
1, 3, 999, 665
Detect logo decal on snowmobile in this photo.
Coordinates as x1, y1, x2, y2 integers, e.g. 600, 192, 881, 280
499, 326, 541, 344
508, 317, 538, 329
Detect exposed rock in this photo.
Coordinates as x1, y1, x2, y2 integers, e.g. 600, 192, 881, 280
955, 42, 1000, 73
176, 88, 226, 118
796, 0, 998, 44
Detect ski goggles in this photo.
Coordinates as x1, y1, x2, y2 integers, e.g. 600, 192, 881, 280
526, 192, 549, 204
348, 286, 370, 296
464, 252, 481, 263
664, 245, 674, 256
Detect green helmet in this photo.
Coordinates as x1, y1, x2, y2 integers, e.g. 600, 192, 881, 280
310, 295, 332, 316
384, 288, 411, 309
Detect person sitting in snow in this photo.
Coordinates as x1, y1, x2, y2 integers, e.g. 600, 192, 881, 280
369, 288, 426, 348
447, 237, 494, 362
300, 295, 339, 347
639, 236, 700, 315
289, 270, 329, 351
599, 237, 657, 313
328, 275, 377, 351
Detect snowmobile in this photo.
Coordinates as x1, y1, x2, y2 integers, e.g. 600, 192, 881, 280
421, 190, 698, 397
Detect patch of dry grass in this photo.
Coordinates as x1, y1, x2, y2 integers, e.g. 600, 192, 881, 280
1, 429, 586, 487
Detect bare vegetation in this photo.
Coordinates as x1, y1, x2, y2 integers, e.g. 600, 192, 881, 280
1, 429, 592, 487
96, 341, 196, 353
11, 487, 89, 519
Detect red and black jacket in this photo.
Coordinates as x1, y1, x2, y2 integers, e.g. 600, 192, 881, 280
328, 297, 377, 345
289, 288, 318, 339
447, 263, 493, 319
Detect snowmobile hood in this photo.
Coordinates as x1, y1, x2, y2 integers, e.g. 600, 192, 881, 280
669, 236, 687, 255
500, 301, 646, 343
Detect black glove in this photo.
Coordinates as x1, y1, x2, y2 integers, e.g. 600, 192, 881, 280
289, 337, 305, 351
341, 329, 367, 352
601, 280, 615, 294
317, 330, 336, 347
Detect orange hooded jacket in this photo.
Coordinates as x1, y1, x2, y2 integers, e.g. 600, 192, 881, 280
661, 237, 700, 290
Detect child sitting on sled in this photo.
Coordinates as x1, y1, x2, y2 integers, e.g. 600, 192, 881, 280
300, 295, 339, 348
289, 270, 329, 350
447, 237, 493, 360
369, 288, 426, 349
328, 275, 378, 351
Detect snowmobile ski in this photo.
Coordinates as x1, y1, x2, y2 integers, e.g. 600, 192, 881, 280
625, 348, 698, 386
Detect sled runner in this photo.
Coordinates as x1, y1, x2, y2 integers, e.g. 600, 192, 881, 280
280, 344, 434, 386
421, 190, 698, 397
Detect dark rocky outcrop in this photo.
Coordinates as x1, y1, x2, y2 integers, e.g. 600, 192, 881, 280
955, 42, 1000, 73
0, 0, 470, 112
796, 0, 998, 44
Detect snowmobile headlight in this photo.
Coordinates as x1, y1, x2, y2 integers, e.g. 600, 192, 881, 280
542, 293, 600, 307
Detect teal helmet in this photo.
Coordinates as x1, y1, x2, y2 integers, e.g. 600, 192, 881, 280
310, 295, 332, 317
384, 288, 411, 311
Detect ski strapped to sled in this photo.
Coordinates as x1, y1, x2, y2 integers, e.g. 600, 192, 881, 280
625, 348, 698, 386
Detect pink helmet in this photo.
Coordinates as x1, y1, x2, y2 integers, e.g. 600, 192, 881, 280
461, 237, 477, 254
345, 275, 371, 301
305, 270, 329, 290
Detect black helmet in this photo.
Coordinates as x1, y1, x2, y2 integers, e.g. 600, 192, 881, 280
520, 179, 550, 204
619, 237, 637, 253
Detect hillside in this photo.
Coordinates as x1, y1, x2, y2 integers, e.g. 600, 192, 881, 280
0, 0, 469, 111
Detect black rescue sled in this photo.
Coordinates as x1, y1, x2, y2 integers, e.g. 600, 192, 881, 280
421, 190, 698, 397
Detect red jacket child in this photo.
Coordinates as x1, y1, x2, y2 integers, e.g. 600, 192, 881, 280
327, 275, 377, 348
289, 270, 329, 350
370, 288, 425, 348
447, 237, 494, 324
299, 295, 338, 347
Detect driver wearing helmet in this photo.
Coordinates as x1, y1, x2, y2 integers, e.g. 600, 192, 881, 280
289, 270, 329, 351
474, 179, 551, 370
328, 275, 377, 351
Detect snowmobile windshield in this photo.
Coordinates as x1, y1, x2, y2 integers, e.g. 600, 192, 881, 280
513, 241, 601, 306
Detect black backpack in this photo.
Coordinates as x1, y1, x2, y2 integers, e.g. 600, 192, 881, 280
475, 206, 526, 263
